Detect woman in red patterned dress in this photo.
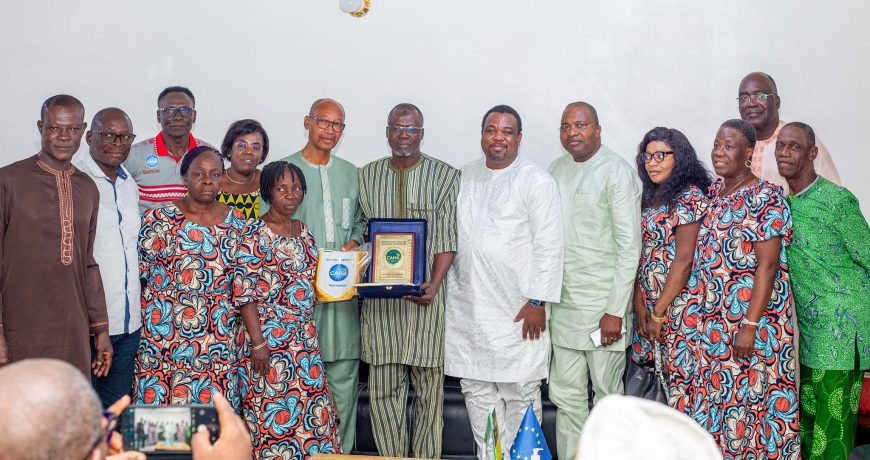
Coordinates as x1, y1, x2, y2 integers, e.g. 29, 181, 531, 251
134, 146, 247, 410
684, 119, 799, 459
235, 161, 340, 459
630, 127, 710, 408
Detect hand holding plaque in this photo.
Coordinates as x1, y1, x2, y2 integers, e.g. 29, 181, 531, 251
356, 219, 427, 298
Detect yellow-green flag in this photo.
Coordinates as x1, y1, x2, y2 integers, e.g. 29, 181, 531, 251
484, 408, 502, 460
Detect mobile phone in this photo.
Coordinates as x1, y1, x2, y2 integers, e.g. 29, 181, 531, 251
120, 405, 220, 456
590, 325, 627, 348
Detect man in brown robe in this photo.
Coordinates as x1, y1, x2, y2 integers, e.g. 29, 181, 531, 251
0, 95, 112, 377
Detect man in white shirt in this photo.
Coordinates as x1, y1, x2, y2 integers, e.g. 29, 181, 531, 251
446, 105, 563, 458
75, 107, 142, 408
737, 72, 840, 193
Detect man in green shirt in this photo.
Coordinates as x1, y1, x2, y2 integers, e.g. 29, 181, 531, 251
357, 104, 459, 458
274, 98, 365, 451
775, 121, 870, 460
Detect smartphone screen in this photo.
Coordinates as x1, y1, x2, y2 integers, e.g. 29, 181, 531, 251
131, 407, 193, 452
122, 405, 218, 454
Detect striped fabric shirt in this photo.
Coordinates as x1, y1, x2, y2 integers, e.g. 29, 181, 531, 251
358, 154, 460, 367
124, 132, 207, 214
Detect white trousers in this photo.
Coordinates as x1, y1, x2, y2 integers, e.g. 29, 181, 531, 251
460, 378, 543, 460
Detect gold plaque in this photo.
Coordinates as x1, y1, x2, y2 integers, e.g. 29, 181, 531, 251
372, 232, 415, 283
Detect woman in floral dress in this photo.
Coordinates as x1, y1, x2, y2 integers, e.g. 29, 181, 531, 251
235, 161, 340, 459
134, 146, 247, 408
684, 119, 799, 459
630, 127, 710, 409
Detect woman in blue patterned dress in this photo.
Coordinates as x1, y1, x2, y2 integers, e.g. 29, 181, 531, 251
133, 146, 247, 409
685, 119, 799, 459
630, 127, 710, 409
234, 161, 340, 459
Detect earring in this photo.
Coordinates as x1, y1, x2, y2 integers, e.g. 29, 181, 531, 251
745, 159, 752, 168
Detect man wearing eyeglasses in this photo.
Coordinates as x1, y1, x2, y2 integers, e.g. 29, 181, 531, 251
737, 72, 840, 193
124, 86, 210, 213
73, 108, 142, 409
446, 105, 562, 459
276, 98, 365, 451
0, 95, 111, 379
547, 101, 641, 460
358, 103, 460, 458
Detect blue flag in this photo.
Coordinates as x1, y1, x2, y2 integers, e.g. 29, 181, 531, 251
509, 403, 552, 460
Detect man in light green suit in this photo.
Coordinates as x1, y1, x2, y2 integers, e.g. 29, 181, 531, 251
273, 98, 365, 451
548, 101, 642, 460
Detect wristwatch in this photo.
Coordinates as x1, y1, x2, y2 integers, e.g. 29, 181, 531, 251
529, 299, 544, 307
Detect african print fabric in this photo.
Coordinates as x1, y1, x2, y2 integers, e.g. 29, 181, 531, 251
218, 190, 261, 220
234, 219, 340, 459
800, 365, 863, 460
630, 186, 707, 409
133, 204, 246, 409
681, 178, 800, 459
786, 176, 870, 371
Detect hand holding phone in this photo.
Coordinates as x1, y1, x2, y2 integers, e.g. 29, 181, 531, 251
121, 402, 219, 456
191, 392, 252, 460
590, 324, 626, 348
106, 395, 145, 460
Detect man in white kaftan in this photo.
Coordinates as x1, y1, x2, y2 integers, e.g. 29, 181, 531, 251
446, 105, 563, 459
737, 72, 840, 193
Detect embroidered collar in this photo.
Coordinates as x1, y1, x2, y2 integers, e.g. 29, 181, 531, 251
389, 153, 425, 173
36, 158, 76, 265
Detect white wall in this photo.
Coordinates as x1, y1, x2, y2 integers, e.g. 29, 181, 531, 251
2, 0, 868, 207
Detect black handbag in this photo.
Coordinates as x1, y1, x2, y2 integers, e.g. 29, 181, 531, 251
623, 344, 668, 404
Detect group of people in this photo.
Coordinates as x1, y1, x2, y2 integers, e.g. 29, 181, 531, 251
134, 419, 191, 450
0, 70, 866, 460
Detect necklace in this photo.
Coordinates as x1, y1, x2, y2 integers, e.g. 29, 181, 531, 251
224, 170, 256, 185
720, 174, 756, 197
262, 210, 299, 236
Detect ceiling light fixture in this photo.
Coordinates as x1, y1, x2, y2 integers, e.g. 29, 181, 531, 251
339, 0, 370, 17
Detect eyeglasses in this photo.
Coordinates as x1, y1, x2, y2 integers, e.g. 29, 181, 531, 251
97, 131, 137, 145
737, 92, 776, 104
158, 107, 195, 119
310, 116, 346, 132
102, 411, 119, 444
641, 151, 675, 163
559, 122, 597, 132
45, 125, 85, 135
82, 412, 118, 460
234, 140, 263, 152
387, 125, 423, 135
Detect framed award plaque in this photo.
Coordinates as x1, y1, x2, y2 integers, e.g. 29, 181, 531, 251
356, 218, 427, 298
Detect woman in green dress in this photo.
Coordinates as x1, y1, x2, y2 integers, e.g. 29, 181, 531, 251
218, 119, 270, 219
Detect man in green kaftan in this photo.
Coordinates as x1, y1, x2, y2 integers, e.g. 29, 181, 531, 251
547, 102, 642, 460
274, 98, 365, 450
775, 121, 869, 460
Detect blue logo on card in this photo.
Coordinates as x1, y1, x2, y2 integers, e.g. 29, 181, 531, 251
329, 264, 349, 281
145, 155, 159, 168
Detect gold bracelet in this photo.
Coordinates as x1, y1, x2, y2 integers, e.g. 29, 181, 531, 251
251, 341, 268, 351
649, 312, 667, 323
742, 318, 760, 327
